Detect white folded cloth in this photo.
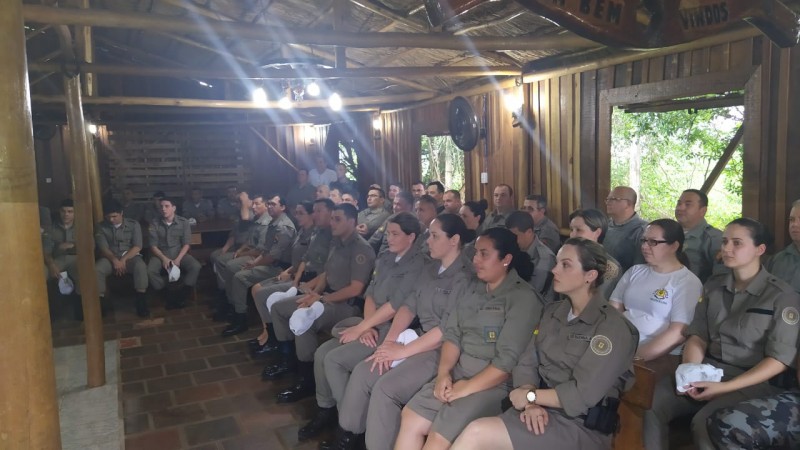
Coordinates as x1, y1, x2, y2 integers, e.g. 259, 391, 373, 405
290, 301, 325, 335
58, 271, 75, 295
675, 363, 724, 392
390, 329, 420, 368
167, 263, 181, 282
266, 286, 298, 313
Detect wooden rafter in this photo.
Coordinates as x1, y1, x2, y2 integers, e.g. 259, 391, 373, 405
700, 125, 744, 194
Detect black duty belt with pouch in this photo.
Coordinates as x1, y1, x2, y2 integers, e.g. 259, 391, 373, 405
583, 397, 620, 435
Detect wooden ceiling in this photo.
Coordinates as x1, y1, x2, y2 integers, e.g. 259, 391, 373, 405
21, 0, 800, 123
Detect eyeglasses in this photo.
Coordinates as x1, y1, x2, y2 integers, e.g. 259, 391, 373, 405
605, 197, 629, 203
640, 238, 669, 247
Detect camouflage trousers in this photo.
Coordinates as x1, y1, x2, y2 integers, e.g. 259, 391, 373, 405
708, 391, 800, 449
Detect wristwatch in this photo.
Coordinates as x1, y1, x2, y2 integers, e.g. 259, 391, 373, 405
526, 389, 537, 405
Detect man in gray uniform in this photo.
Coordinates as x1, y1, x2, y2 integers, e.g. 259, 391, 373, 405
675, 189, 723, 283
368, 191, 414, 254
182, 187, 215, 222
478, 184, 516, 233
523, 194, 562, 254
96, 200, 149, 316
767, 199, 800, 294
147, 198, 201, 309
48, 199, 79, 291
251, 198, 334, 356
221, 194, 296, 337
603, 186, 647, 271
356, 187, 390, 239
506, 211, 556, 302
215, 185, 241, 221
266, 204, 375, 414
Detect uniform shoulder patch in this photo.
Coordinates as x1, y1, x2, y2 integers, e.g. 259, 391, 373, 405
355, 254, 367, 265
782, 307, 799, 325
590, 335, 613, 356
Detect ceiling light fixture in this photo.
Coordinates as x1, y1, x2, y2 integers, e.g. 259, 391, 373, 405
328, 93, 343, 111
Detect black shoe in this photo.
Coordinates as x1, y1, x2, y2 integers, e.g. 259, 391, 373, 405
212, 303, 234, 322
221, 313, 248, 337
261, 359, 296, 380
247, 337, 263, 351
298, 407, 338, 441
319, 428, 364, 450
251, 340, 279, 358
134, 293, 149, 318
277, 379, 315, 403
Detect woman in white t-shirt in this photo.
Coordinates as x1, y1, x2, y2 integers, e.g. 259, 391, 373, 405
610, 218, 703, 361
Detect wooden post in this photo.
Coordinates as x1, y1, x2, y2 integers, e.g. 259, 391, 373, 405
63, 75, 106, 388
333, 0, 348, 69
0, 0, 62, 448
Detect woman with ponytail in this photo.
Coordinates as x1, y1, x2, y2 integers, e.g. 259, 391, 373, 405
609, 218, 703, 361
395, 227, 543, 450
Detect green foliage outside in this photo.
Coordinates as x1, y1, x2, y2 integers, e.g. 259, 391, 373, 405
421, 135, 465, 192
338, 140, 359, 180
611, 105, 744, 229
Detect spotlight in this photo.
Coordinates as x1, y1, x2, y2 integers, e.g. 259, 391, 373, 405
87, 123, 98, 135
278, 96, 293, 110
252, 87, 268, 107
306, 82, 320, 97
329, 93, 342, 111
372, 117, 381, 130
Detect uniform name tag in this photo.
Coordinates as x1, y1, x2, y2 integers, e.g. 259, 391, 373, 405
484, 326, 500, 343
481, 305, 503, 312
435, 288, 452, 294
568, 333, 591, 341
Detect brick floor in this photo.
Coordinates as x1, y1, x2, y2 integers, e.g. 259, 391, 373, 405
51, 267, 332, 450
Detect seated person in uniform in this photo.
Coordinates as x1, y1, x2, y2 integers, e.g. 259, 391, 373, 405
300, 212, 426, 443
415, 195, 439, 253
341, 191, 359, 209
249, 199, 333, 356
478, 184, 515, 233
182, 187, 215, 222
96, 200, 149, 316
603, 186, 647, 271
675, 189, 723, 283
707, 351, 800, 449
411, 181, 426, 201
46, 199, 79, 291
263, 204, 375, 414
459, 200, 487, 244
385, 182, 402, 213
357, 187, 391, 240
609, 219, 703, 362
395, 228, 543, 450
368, 190, 414, 254
644, 218, 800, 450
146, 198, 201, 310
215, 185, 241, 221
443, 190, 463, 215
426, 181, 445, 213
210, 192, 253, 291
523, 194, 562, 254
285, 170, 317, 211
316, 184, 331, 200
333, 214, 472, 450
767, 199, 800, 293
328, 184, 344, 205
220, 194, 296, 337
506, 211, 556, 302
453, 238, 639, 450
568, 208, 623, 299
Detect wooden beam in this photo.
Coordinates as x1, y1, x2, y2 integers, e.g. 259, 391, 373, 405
621, 94, 744, 113
28, 62, 521, 79
31, 91, 435, 109
151, 31, 261, 66
333, 0, 348, 69
249, 126, 300, 171
22, 5, 597, 51
700, 125, 744, 194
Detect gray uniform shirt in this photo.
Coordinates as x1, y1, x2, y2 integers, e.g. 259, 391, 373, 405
261, 213, 297, 265
50, 221, 77, 257
97, 218, 143, 258
148, 215, 192, 259
684, 219, 723, 283
443, 270, 544, 373
358, 207, 391, 239
182, 199, 215, 220
514, 294, 638, 417
290, 226, 315, 269
245, 213, 272, 249
302, 228, 333, 273
686, 269, 800, 370
216, 200, 240, 221
364, 245, 426, 310
405, 258, 471, 333
527, 239, 556, 302
324, 233, 376, 292
535, 216, 562, 254
285, 184, 317, 209
604, 212, 647, 271
767, 244, 800, 295
477, 210, 510, 234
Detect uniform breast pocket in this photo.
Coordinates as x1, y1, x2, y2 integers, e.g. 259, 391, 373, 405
739, 309, 774, 341
564, 338, 589, 357
166, 232, 180, 247
477, 308, 505, 344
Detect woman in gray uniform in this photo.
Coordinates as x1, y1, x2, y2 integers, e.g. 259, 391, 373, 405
452, 238, 638, 450
322, 214, 472, 450
395, 227, 543, 450
248, 201, 315, 354
643, 218, 800, 450
567, 208, 623, 298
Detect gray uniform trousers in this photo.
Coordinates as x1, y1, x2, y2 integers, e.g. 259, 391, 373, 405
406, 353, 509, 443
96, 256, 149, 293
271, 297, 360, 362
216, 255, 253, 291
356, 350, 439, 450
314, 318, 389, 409
229, 265, 281, 313
253, 280, 294, 324
54, 255, 79, 290
499, 406, 611, 449
643, 375, 784, 450
146, 255, 201, 290
210, 249, 235, 290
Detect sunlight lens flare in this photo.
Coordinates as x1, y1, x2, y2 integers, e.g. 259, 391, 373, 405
278, 96, 293, 110
252, 87, 268, 107
329, 92, 342, 111
306, 82, 320, 97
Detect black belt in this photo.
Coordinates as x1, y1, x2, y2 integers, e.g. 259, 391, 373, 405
299, 271, 317, 282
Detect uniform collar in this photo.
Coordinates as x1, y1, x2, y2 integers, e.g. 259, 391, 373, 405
611, 212, 640, 227
723, 266, 770, 296
441, 256, 469, 277
684, 219, 710, 239
255, 212, 271, 225
555, 292, 605, 325
486, 269, 525, 297
534, 216, 552, 231
336, 230, 358, 247
784, 243, 800, 257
